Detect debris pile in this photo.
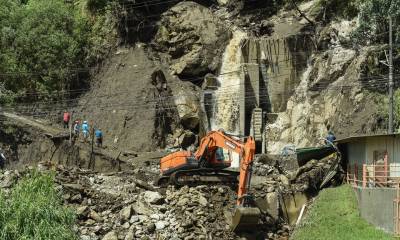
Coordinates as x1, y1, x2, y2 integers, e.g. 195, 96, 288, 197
0, 151, 342, 240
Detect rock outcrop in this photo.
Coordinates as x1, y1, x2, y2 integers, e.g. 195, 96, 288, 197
153, 1, 231, 77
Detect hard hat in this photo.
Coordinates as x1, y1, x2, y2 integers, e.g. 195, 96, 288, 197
84, 120, 88, 124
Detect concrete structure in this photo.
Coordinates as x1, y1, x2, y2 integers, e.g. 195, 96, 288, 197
339, 134, 400, 182
338, 134, 400, 233
354, 187, 397, 232
203, 35, 312, 153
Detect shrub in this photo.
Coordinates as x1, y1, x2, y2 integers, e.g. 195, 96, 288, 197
0, 171, 77, 240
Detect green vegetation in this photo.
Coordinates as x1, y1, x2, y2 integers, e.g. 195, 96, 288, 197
353, 0, 400, 44
0, 171, 77, 240
372, 89, 400, 130
0, 0, 118, 104
292, 185, 393, 240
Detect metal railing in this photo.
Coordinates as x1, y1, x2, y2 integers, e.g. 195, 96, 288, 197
346, 163, 400, 188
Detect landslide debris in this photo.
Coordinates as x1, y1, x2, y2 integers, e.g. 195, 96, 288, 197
0, 152, 341, 240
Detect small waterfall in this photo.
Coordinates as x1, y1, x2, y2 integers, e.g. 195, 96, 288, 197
211, 30, 247, 134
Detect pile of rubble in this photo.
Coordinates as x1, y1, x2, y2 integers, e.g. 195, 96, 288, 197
0, 151, 342, 240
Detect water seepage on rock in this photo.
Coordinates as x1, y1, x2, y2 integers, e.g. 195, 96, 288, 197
154, 1, 230, 77
102, 231, 118, 240
143, 191, 164, 205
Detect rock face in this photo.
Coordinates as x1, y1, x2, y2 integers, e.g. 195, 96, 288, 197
154, 1, 231, 77
265, 19, 383, 153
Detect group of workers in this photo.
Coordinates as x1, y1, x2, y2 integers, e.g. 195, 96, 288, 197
63, 111, 103, 147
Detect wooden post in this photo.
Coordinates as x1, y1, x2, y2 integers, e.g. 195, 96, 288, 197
354, 163, 358, 186
362, 164, 367, 188
88, 127, 95, 170
69, 112, 73, 145
384, 152, 389, 187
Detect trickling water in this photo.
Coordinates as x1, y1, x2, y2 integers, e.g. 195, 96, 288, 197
211, 30, 247, 135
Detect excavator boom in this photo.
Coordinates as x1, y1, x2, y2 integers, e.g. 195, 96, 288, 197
158, 130, 261, 232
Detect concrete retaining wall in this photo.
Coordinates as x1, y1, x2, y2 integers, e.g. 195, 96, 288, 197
354, 187, 397, 232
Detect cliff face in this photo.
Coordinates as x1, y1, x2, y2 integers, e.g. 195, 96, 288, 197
1, 0, 387, 158
73, 0, 388, 153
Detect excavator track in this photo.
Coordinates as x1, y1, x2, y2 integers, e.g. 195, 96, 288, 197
157, 168, 239, 187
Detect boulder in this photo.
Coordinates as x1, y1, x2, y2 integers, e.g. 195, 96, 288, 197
153, 1, 230, 77
173, 90, 201, 131
143, 191, 164, 205
177, 131, 196, 149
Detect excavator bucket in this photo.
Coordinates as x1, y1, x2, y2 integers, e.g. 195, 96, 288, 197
231, 207, 261, 232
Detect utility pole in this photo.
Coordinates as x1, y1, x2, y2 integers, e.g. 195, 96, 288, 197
389, 16, 394, 134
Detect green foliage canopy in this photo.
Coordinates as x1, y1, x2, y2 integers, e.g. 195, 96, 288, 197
354, 0, 400, 44
0, 0, 118, 103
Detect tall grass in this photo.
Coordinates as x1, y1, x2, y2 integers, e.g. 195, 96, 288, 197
0, 171, 78, 240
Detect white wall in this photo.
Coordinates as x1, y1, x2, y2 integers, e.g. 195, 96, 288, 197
365, 136, 400, 164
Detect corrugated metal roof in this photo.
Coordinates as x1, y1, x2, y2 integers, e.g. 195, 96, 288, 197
335, 133, 400, 143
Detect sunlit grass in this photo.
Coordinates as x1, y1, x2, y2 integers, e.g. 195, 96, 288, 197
0, 171, 77, 240
292, 185, 394, 240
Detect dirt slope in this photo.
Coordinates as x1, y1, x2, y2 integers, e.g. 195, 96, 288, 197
74, 46, 178, 152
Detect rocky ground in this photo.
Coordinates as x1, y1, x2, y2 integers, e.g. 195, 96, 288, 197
0, 152, 341, 240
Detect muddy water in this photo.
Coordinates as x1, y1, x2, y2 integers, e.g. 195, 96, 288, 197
211, 30, 247, 135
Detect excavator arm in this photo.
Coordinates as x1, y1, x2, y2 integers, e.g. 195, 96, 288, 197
159, 130, 261, 232
194, 131, 260, 232
194, 131, 245, 164
194, 130, 256, 205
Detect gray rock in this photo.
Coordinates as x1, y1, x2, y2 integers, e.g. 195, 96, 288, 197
102, 231, 118, 240
154, 2, 230, 77
143, 191, 164, 205
76, 206, 89, 217
279, 175, 290, 185
146, 223, 156, 233
124, 231, 134, 240
130, 215, 139, 223
198, 196, 208, 206
132, 201, 153, 215
122, 222, 130, 229
155, 221, 166, 230
81, 235, 91, 240
120, 205, 132, 222
89, 210, 103, 222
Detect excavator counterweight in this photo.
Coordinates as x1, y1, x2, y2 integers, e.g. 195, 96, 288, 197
158, 130, 261, 232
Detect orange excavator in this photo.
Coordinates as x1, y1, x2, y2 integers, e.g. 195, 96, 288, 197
157, 130, 261, 232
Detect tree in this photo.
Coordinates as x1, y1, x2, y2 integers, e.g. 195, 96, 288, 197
353, 0, 400, 44
0, 0, 90, 102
